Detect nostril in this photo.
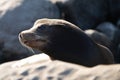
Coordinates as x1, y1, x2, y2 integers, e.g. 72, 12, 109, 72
19, 33, 22, 39
24, 40, 28, 44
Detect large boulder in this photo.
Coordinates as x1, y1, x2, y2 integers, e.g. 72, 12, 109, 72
51, 0, 120, 30
96, 22, 117, 41
110, 0, 120, 22
113, 29, 120, 63
0, 0, 60, 62
0, 54, 120, 80
52, 0, 108, 30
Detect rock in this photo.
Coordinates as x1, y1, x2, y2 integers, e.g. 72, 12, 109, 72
0, 54, 120, 80
0, 0, 60, 62
53, 0, 108, 30
0, 39, 4, 50
110, 0, 120, 21
0, 51, 4, 63
113, 29, 120, 63
50, 0, 67, 3
117, 44, 120, 63
96, 22, 117, 41
116, 19, 120, 29
0, 40, 5, 63
113, 29, 120, 49
116, 19, 120, 28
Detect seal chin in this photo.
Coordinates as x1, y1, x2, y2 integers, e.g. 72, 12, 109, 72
24, 38, 46, 48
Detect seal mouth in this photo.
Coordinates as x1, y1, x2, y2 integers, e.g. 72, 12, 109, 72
23, 38, 47, 46
21, 39, 44, 49
23, 38, 46, 43
19, 32, 49, 49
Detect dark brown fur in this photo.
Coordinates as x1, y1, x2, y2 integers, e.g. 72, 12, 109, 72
19, 18, 114, 67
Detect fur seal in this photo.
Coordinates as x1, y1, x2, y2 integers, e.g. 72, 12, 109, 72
19, 18, 114, 67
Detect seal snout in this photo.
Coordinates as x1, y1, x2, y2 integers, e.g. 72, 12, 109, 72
19, 29, 49, 49
19, 30, 37, 45
19, 31, 35, 40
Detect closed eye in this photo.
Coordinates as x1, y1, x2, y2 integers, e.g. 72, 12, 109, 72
37, 25, 48, 31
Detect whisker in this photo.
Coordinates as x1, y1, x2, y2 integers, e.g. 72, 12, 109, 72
28, 47, 35, 54
19, 37, 36, 54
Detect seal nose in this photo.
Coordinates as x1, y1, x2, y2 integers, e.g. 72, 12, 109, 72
19, 31, 35, 41
19, 33, 23, 39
